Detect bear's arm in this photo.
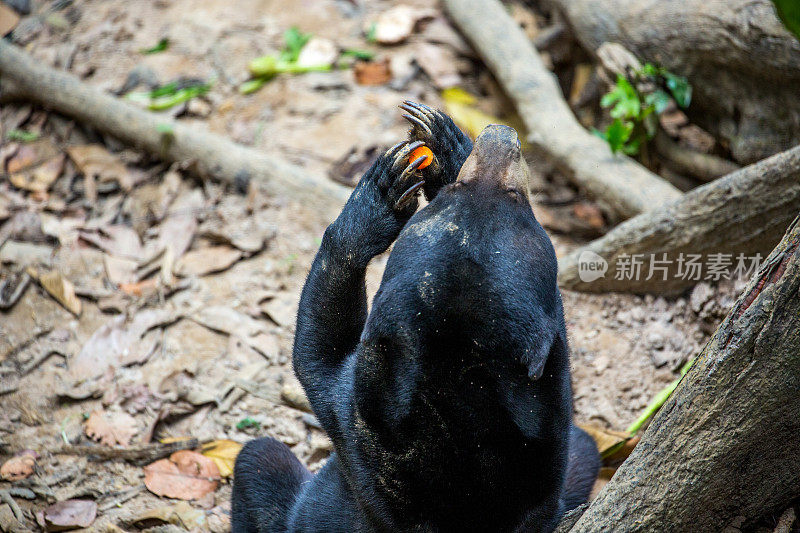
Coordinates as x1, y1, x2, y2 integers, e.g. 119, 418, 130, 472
293, 144, 425, 432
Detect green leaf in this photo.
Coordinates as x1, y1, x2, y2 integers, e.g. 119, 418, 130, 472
147, 82, 210, 111
140, 38, 169, 55
236, 417, 261, 430
149, 81, 179, 98
281, 26, 312, 62
664, 72, 692, 108
341, 48, 375, 60
644, 90, 671, 115
6, 129, 39, 142
640, 63, 662, 77
365, 22, 377, 43
604, 75, 641, 119
156, 123, 174, 135
239, 77, 270, 94
622, 135, 642, 156
603, 118, 634, 154
772, 0, 800, 40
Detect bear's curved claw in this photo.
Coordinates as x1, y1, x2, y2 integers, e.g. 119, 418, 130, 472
394, 154, 429, 210
401, 113, 433, 136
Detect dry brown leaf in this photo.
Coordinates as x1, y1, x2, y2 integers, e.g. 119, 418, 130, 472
69, 309, 178, 381
0, 452, 36, 481
118, 278, 158, 297
414, 43, 461, 89
354, 59, 392, 86
9, 153, 65, 193
144, 450, 220, 500
41, 499, 97, 531
0, 240, 53, 266
36, 268, 82, 316
261, 293, 299, 328
174, 245, 242, 277
281, 382, 312, 413
130, 501, 206, 529
0, 2, 20, 36
84, 410, 138, 446
104, 255, 139, 285
577, 423, 632, 458
80, 225, 143, 259
201, 439, 243, 478
66, 144, 134, 191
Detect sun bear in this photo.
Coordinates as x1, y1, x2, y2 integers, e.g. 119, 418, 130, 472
232, 102, 600, 533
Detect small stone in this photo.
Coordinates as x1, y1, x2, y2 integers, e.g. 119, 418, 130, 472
690, 283, 713, 314
647, 331, 665, 350
592, 355, 610, 375
187, 98, 211, 118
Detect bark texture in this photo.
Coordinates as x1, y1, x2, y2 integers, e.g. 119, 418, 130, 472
0, 40, 350, 219
443, 0, 682, 221
564, 215, 800, 532
558, 144, 800, 294
549, 0, 800, 164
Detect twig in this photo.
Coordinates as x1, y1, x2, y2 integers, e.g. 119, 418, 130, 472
443, 0, 682, 220
0, 490, 24, 523
5, 488, 35, 500
98, 486, 145, 512
55, 438, 199, 466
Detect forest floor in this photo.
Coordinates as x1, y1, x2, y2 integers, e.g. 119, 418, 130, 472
0, 0, 745, 531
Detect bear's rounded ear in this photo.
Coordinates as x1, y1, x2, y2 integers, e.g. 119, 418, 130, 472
519, 324, 565, 381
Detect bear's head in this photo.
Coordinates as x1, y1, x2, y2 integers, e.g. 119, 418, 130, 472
366, 124, 565, 383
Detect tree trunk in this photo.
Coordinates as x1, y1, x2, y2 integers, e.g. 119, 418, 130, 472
548, 0, 800, 165
558, 144, 800, 294
562, 215, 800, 532
443, 0, 682, 221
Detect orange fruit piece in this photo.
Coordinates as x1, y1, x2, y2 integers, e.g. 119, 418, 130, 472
409, 146, 434, 169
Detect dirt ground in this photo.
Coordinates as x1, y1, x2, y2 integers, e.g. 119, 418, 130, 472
0, 0, 748, 531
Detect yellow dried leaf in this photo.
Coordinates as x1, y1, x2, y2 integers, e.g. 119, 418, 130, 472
577, 423, 632, 459
441, 88, 529, 149
38, 269, 82, 316
201, 439, 243, 478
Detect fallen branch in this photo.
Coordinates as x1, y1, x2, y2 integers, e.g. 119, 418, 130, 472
55, 438, 199, 466
443, 0, 682, 220
558, 144, 800, 294
654, 130, 740, 183
0, 40, 349, 219
561, 216, 800, 532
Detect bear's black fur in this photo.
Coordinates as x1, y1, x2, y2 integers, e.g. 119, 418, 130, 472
232, 103, 600, 533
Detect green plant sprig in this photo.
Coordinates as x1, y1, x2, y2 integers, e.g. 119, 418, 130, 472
594, 63, 692, 155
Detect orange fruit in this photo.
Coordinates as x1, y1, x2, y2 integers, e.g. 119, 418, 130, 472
409, 146, 434, 169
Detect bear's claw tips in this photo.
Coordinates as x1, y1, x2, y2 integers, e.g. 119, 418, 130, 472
385, 141, 407, 157
395, 180, 425, 210
402, 113, 433, 136
401, 100, 435, 116
402, 154, 429, 178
